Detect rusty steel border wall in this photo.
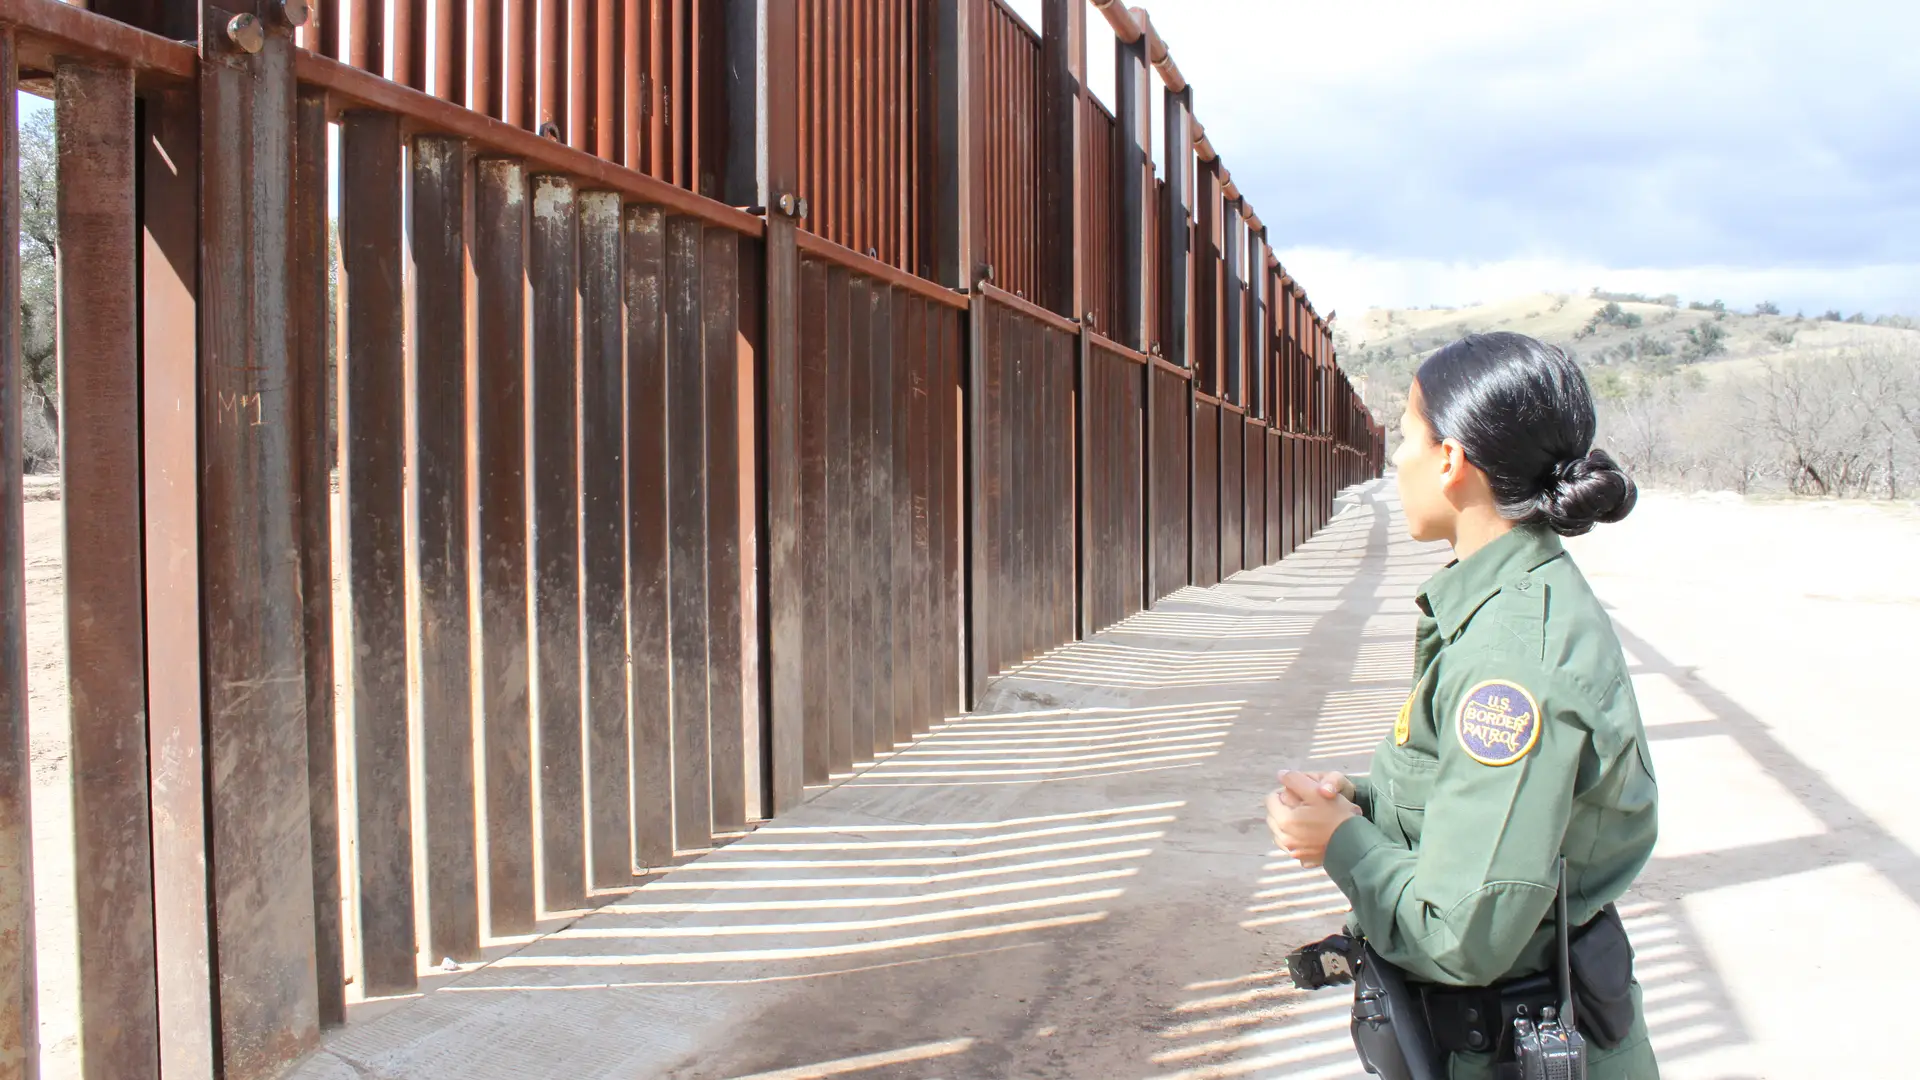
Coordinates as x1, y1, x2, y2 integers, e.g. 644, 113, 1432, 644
0, 0, 1385, 1076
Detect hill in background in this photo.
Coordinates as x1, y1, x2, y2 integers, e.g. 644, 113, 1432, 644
1337, 291, 1920, 499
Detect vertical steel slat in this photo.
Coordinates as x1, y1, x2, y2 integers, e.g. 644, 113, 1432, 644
909, 296, 933, 727
391, 0, 416, 86
938, 307, 961, 713
529, 175, 584, 910
579, 192, 629, 886
648, 0, 667, 177
0, 38, 31, 1068
473, 0, 496, 114
798, 258, 830, 784
474, 158, 534, 935
868, 286, 895, 756
731, 239, 764, 821
55, 60, 159, 1079
846, 277, 875, 761
411, 135, 480, 964
890, 289, 914, 744
622, 0, 642, 166
537, 0, 560, 132
198, 26, 323, 1074
566, 0, 588, 147
763, 214, 805, 813
597, 0, 618, 159
823, 267, 851, 770
502, 0, 528, 127
703, 227, 746, 832
291, 91, 339, 1028
147, 83, 220, 1071
665, 215, 712, 849
624, 204, 673, 865
340, 111, 415, 997
670, 0, 687, 186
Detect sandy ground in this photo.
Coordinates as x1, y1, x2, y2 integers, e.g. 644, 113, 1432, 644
20, 483, 1920, 1078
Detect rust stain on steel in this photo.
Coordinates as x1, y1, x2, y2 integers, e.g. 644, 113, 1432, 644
410, 134, 480, 963
529, 174, 585, 912
0, 30, 39, 1079
55, 61, 161, 1080
198, 29, 323, 1078
147, 86, 221, 1073
341, 110, 417, 998
624, 205, 673, 868
473, 158, 535, 936
577, 191, 630, 888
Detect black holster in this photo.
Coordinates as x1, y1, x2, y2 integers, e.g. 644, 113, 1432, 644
1350, 944, 1446, 1080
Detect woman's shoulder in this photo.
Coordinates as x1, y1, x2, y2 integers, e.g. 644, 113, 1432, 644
1448, 556, 1630, 711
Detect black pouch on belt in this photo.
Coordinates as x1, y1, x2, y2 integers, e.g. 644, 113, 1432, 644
1566, 903, 1635, 1049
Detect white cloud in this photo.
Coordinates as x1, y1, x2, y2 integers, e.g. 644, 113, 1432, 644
1278, 248, 1920, 325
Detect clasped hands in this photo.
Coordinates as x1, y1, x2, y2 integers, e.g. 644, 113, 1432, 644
1264, 770, 1362, 869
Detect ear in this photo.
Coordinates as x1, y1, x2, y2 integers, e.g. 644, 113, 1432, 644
1438, 439, 1472, 492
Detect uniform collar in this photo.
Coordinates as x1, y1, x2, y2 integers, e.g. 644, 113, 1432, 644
1417, 525, 1566, 639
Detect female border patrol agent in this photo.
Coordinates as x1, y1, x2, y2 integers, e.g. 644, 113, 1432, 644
1267, 332, 1661, 1079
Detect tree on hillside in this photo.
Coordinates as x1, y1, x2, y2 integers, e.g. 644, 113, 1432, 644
1683, 321, 1728, 362
18, 107, 58, 470
1753, 301, 1780, 315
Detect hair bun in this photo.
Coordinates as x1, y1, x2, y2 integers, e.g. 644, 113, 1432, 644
1539, 449, 1637, 536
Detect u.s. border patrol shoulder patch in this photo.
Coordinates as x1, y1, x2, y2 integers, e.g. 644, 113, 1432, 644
1455, 679, 1541, 766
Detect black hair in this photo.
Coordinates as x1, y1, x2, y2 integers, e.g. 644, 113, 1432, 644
1414, 331, 1636, 536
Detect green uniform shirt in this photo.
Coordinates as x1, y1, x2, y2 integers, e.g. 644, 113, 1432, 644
1324, 524, 1659, 988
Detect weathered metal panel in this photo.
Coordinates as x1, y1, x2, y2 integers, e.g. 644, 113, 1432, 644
798, 257, 830, 784
474, 158, 535, 935
1192, 399, 1219, 587
411, 135, 480, 962
149, 82, 221, 1072
199, 28, 323, 1075
867, 285, 896, 757
579, 191, 629, 884
625, 204, 674, 866
341, 110, 415, 996
824, 266, 852, 770
705, 226, 747, 831
847, 277, 876, 761
57, 60, 160, 1078
1220, 408, 1242, 578
665, 215, 712, 849
530, 175, 585, 906
762, 216, 805, 811
893, 289, 917, 741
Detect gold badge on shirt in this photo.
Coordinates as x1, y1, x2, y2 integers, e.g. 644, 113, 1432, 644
1393, 694, 1413, 745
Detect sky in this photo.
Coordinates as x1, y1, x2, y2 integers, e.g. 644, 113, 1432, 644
1043, 0, 1919, 321
18, 1, 1912, 319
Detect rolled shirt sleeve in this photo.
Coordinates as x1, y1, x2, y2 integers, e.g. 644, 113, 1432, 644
1322, 657, 1586, 986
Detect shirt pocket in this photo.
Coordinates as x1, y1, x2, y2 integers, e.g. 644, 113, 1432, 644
1387, 748, 1439, 846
